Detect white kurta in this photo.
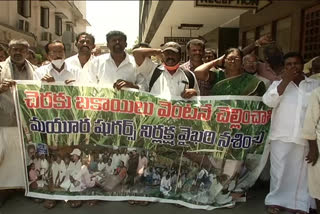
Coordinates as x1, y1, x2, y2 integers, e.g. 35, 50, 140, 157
97, 162, 106, 171
60, 160, 81, 191
0, 127, 25, 189
302, 87, 320, 200
88, 53, 145, 89
51, 160, 66, 186
263, 78, 320, 212
160, 176, 171, 196
33, 63, 92, 84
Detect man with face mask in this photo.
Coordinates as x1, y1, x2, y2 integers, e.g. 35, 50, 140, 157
0, 39, 37, 207
34, 40, 89, 84
65, 32, 95, 71
89, 30, 145, 90
133, 41, 199, 99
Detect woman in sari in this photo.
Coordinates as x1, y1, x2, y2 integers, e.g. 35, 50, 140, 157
194, 48, 266, 96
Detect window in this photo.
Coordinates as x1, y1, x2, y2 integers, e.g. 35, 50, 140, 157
25, 21, 29, 32
55, 16, 62, 36
276, 17, 291, 55
17, 0, 31, 18
40, 7, 49, 29
17, 19, 29, 32
302, 4, 320, 62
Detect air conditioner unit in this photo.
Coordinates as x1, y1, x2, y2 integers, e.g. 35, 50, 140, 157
41, 32, 52, 41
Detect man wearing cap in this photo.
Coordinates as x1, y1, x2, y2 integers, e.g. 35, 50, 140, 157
0, 39, 37, 207
59, 148, 83, 207
132, 41, 200, 98
61, 148, 82, 190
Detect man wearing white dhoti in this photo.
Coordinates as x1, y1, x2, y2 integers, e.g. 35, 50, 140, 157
262, 52, 320, 214
160, 172, 172, 197
51, 155, 66, 187
0, 39, 36, 207
302, 87, 320, 213
60, 149, 82, 191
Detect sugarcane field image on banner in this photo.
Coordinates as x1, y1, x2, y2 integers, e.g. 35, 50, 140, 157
14, 81, 271, 210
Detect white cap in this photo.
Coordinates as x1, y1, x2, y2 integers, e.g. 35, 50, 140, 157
70, 148, 81, 156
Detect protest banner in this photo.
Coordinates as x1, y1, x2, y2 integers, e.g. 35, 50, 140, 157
15, 82, 271, 210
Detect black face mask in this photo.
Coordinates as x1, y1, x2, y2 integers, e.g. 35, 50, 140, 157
267, 55, 283, 67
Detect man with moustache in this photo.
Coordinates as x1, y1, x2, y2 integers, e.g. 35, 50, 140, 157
0, 39, 37, 207
133, 41, 199, 99
89, 30, 144, 90
181, 39, 213, 96
33, 40, 91, 208
203, 48, 217, 63
65, 32, 95, 71
263, 52, 320, 214
34, 40, 89, 84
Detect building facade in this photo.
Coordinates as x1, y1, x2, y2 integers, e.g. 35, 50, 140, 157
139, 0, 319, 62
0, 0, 90, 57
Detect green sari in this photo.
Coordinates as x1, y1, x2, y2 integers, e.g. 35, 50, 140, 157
211, 72, 266, 96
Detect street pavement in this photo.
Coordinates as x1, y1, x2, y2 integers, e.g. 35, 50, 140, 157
0, 187, 293, 214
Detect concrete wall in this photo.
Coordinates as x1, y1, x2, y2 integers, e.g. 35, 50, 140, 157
0, 0, 87, 56
202, 28, 219, 54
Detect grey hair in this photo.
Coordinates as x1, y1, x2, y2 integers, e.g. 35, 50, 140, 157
8, 39, 30, 48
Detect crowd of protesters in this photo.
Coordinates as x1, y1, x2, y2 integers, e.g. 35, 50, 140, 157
0, 30, 320, 214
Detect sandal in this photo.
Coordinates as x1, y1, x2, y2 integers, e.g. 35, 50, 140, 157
266, 206, 281, 214
68, 200, 82, 208
43, 200, 57, 209
128, 200, 136, 205
33, 198, 44, 203
87, 200, 98, 207
139, 201, 149, 206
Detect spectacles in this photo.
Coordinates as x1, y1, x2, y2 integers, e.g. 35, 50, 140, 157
225, 57, 241, 62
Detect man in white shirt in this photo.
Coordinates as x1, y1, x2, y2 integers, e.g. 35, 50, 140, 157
263, 52, 320, 214
89, 30, 144, 89
34, 40, 88, 84
0, 39, 36, 207
65, 32, 95, 71
132, 41, 199, 99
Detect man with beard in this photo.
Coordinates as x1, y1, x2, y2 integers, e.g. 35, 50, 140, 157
65, 32, 95, 71
133, 41, 199, 99
89, 30, 144, 90
34, 40, 89, 84
0, 39, 37, 207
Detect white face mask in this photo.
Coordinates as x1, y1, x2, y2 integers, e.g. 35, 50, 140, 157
51, 59, 65, 70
